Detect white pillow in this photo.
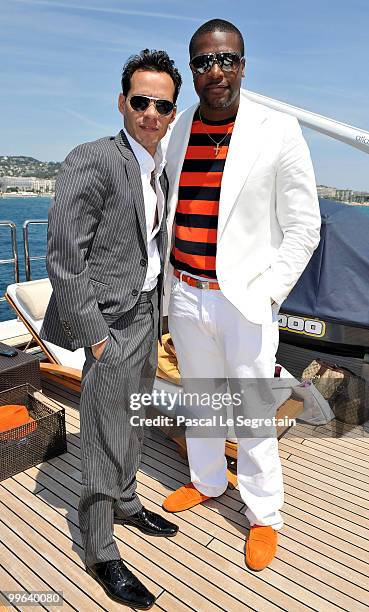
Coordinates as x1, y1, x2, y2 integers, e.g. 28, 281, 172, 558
16, 278, 52, 321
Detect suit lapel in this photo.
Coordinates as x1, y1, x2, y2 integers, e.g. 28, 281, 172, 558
166, 105, 198, 212
159, 170, 168, 201
157, 170, 168, 264
114, 130, 147, 252
164, 105, 198, 255
218, 94, 268, 239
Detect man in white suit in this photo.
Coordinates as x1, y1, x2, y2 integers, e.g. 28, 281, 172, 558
162, 19, 321, 571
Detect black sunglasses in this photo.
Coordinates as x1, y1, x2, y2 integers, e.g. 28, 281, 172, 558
128, 95, 175, 116
190, 52, 243, 75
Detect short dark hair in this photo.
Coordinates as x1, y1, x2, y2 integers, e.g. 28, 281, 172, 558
121, 49, 182, 104
189, 19, 245, 58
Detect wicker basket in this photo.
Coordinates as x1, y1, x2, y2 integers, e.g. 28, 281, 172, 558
0, 384, 67, 481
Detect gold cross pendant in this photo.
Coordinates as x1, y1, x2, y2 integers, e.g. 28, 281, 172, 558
214, 144, 220, 156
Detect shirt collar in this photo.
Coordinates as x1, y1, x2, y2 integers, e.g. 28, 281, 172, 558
122, 127, 165, 176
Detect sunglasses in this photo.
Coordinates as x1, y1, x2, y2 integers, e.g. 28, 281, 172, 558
128, 95, 175, 116
190, 52, 243, 75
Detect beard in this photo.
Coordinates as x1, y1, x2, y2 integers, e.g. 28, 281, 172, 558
201, 87, 239, 110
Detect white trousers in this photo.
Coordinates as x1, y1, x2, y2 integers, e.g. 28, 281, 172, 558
168, 276, 284, 530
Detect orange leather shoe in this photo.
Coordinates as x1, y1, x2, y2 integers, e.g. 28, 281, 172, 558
162, 483, 211, 512
245, 526, 278, 571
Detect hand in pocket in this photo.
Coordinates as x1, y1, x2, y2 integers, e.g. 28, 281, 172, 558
91, 337, 109, 360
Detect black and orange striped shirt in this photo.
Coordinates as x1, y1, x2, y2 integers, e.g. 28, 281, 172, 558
170, 109, 235, 279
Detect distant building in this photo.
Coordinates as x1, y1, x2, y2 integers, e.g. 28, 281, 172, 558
317, 185, 369, 206
33, 178, 56, 193
335, 189, 353, 203
0, 176, 55, 193
351, 192, 369, 205
317, 186, 337, 199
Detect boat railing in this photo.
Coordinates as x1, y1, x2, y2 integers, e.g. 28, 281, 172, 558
23, 219, 48, 281
0, 221, 19, 302
243, 89, 369, 154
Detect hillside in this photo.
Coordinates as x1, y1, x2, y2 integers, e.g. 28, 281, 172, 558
0, 155, 61, 179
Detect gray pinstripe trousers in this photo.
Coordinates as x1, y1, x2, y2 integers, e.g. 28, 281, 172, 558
78, 287, 159, 567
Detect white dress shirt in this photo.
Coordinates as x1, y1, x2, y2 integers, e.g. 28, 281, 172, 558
124, 128, 165, 291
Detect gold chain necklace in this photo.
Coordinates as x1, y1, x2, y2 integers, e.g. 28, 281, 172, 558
198, 109, 233, 156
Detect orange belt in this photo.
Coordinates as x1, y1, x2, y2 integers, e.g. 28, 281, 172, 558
174, 268, 220, 290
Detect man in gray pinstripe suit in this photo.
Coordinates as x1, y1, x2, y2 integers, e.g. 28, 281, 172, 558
41, 50, 182, 609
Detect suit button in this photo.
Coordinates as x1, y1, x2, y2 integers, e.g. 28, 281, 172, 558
140, 258, 147, 267
132, 289, 139, 296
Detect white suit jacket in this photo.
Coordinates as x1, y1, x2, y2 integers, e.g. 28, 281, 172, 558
163, 90, 321, 324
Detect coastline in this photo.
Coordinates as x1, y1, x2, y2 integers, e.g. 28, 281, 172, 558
0, 192, 54, 198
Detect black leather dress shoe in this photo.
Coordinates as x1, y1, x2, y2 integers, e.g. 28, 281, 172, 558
115, 506, 179, 537
86, 559, 155, 609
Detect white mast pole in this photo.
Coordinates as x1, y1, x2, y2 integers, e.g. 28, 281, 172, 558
242, 90, 369, 154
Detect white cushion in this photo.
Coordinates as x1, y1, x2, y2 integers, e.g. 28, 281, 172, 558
16, 278, 52, 320
7, 280, 85, 370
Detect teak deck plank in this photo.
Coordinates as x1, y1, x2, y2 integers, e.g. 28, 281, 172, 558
0, 501, 122, 611
209, 538, 368, 612
0, 374, 368, 611
282, 472, 369, 522
0, 540, 72, 612
280, 434, 369, 475
0, 563, 34, 612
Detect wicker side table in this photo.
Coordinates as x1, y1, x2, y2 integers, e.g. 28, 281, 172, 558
0, 342, 41, 392
0, 384, 67, 481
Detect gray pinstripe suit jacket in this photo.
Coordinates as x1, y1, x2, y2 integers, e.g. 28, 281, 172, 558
41, 130, 168, 351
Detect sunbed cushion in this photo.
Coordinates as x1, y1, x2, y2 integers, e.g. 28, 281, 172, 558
7, 280, 85, 369
16, 278, 52, 321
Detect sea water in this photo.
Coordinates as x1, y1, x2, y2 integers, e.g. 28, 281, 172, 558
0, 196, 51, 322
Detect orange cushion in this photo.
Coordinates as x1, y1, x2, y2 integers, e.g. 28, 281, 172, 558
0, 404, 37, 437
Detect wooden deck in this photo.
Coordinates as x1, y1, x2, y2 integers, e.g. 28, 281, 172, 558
1, 375, 369, 611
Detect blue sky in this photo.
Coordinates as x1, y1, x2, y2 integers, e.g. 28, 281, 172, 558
1, 0, 368, 189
